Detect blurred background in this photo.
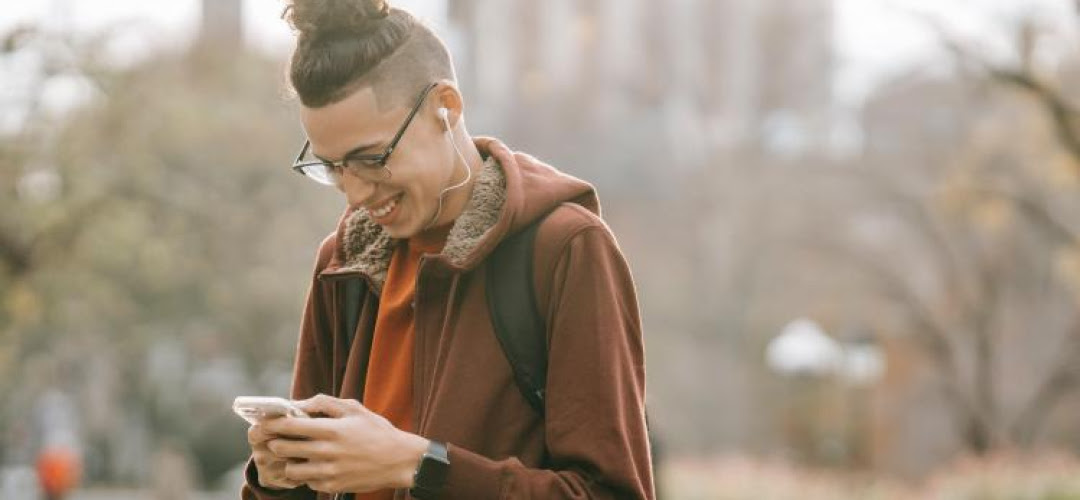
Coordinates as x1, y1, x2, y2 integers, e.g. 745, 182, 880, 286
3, 0, 1080, 498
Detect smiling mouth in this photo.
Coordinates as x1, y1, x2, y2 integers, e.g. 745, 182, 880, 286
368, 194, 403, 219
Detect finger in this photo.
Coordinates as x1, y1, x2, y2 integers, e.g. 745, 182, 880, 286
262, 416, 337, 440
284, 459, 336, 483
254, 445, 293, 465
248, 423, 276, 445
253, 446, 276, 463
294, 394, 362, 418
260, 474, 301, 490
268, 437, 333, 460
262, 469, 303, 490
256, 455, 306, 477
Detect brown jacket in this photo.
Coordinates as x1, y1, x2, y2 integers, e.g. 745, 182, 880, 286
242, 137, 653, 499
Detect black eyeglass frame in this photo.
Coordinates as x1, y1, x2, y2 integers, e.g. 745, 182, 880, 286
291, 82, 440, 183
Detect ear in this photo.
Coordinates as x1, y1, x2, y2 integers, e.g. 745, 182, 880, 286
432, 80, 464, 130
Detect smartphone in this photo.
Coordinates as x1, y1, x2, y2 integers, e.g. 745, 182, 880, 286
232, 396, 310, 425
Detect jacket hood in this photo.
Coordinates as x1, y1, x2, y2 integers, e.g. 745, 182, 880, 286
320, 136, 598, 293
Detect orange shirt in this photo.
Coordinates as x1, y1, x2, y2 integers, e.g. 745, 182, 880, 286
355, 225, 450, 500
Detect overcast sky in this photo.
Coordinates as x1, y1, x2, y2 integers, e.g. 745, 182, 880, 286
1, 0, 1076, 107
834, 0, 1076, 104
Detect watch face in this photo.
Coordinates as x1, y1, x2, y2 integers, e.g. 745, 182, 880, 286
412, 441, 450, 498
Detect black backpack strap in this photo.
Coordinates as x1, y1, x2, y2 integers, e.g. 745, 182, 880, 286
485, 216, 549, 415
485, 213, 663, 497
337, 277, 367, 500
341, 277, 364, 348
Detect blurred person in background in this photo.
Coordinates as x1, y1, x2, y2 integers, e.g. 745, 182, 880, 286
34, 448, 78, 500
32, 390, 81, 500
241, 0, 653, 499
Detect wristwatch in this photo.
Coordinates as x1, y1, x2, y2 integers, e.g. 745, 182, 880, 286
410, 440, 450, 499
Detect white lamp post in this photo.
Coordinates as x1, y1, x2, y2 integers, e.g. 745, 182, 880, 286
839, 337, 886, 468
766, 318, 842, 378
766, 320, 887, 466
765, 318, 841, 463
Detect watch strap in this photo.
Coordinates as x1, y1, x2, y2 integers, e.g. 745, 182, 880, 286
410, 440, 450, 499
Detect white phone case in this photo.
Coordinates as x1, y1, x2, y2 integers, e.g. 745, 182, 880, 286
232, 396, 309, 424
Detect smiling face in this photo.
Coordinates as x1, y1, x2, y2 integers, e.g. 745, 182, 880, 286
300, 84, 460, 239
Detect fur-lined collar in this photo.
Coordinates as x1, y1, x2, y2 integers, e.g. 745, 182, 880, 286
335, 156, 506, 294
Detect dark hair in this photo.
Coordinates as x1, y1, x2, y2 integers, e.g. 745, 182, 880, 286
284, 0, 455, 109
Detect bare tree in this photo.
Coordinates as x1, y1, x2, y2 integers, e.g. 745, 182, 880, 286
815, 12, 1080, 454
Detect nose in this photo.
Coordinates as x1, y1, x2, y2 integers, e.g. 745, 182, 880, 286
340, 171, 379, 209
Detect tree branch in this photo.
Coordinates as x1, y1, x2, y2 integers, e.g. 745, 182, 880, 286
923, 14, 1080, 171
1010, 319, 1080, 445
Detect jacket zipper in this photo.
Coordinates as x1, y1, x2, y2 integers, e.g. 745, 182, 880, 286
411, 256, 428, 436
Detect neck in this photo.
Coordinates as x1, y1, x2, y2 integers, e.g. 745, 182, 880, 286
427, 128, 483, 228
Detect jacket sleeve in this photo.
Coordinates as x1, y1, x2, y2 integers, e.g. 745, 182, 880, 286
440, 223, 654, 499
241, 240, 337, 500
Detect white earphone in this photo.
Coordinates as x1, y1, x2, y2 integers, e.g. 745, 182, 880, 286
426, 106, 473, 229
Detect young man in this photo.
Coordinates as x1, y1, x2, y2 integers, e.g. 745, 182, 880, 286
241, 1, 653, 499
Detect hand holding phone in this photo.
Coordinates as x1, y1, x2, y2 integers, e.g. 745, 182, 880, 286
237, 396, 308, 491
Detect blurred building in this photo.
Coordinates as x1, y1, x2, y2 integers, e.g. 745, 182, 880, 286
200, 0, 243, 51
447, 0, 835, 195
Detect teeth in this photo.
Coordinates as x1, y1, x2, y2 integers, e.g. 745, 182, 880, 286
371, 197, 398, 218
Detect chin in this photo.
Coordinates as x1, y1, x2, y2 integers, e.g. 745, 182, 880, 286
383, 225, 412, 239
383, 218, 421, 239
379, 203, 438, 239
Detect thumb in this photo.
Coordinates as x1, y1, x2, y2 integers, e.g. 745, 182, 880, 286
294, 394, 361, 418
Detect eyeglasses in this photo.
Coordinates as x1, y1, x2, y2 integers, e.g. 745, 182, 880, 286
291, 82, 439, 186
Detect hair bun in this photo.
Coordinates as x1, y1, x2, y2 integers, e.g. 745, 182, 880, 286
285, 0, 391, 39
